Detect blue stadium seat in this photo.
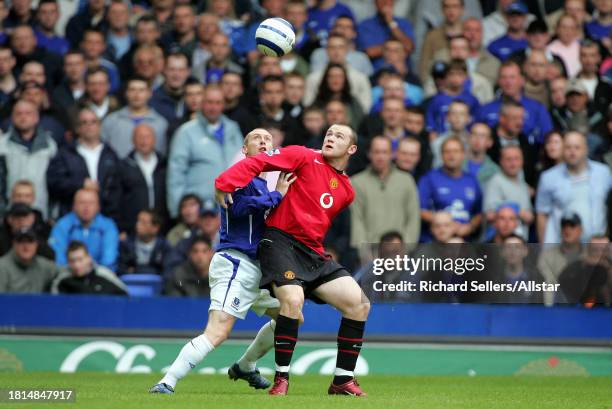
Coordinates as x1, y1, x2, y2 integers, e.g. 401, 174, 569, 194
120, 274, 164, 297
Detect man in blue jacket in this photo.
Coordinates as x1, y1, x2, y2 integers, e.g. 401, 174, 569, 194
167, 84, 243, 218
49, 188, 119, 271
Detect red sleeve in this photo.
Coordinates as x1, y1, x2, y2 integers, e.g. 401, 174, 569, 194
215, 145, 312, 192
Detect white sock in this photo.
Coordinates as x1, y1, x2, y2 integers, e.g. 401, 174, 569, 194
237, 320, 276, 372
160, 334, 214, 388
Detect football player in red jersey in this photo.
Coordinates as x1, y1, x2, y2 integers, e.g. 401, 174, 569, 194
215, 124, 370, 396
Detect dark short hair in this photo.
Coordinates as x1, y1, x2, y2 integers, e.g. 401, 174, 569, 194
190, 235, 212, 250
139, 209, 163, 227
179, 193, 202, 209
380, 231, 403, 244
85, 66, 110, 82
259, 75, 284, 91
67, 240, 88, 256
405, 106, 424, 116
446, 58, 468, 74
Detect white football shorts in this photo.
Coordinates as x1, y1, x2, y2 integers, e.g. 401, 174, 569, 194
208, 249, 279, 319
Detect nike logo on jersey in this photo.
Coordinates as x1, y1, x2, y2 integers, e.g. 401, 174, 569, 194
314, 159, 323, 164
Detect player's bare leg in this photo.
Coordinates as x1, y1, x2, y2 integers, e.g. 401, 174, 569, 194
268, 284, 305, 395
313, 276, 370, 397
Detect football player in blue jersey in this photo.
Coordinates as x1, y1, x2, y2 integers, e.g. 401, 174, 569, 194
150, 128, 297, 394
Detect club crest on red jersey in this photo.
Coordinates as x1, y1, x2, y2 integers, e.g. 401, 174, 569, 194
330, 178, 339, 190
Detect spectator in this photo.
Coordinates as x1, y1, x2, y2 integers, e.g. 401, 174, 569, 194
576, 40, 611, 115
253, 75, 304, 145
487, 2, 529, 61
166, 193, 201, 246
310, 15, 373, 77
425, 59, 480, 136
105, 1, 131, 62
118, 209, 176, 276
220, 71, 257, 136
159, 3, 197, 57
488, 99, 537, 187
549, 76, 568, 112
167, 84, 242, 218
536, 131, 611, 243
34, 0, 69, 57
51, 240, 127, 295
0, 202, 54, 258
306, 0, 355, 43
377, 40, 422, 88
522, 49, 550, 108
77, 67, 120, 120
553, 80, 607, 155
286, 0, 320, 61
404, 106, 433, 170
485, 145, 533, 233
463, 122, 499, 187
0, 99, 57, 218
47, 107, 120, 218
283, 72, 306, 121
370, 70, 423, 115
3, 0, 35, 29
508, 19, 562, 66
191, 13, 220, 70
51, 50, 87, 111
546, 0, 589, 40
584, 0, 612, 43
49, 188, 119, 271
165, 235, 214, 297
558, 235, 610, 305
151, 0, 175, 35
357, 0, 414, 69
487, 202, 520, 243
131, 45, 165, 91
426, 35, 494, 104
80, 28, 120, 93
477, 60, 552, 145
482, 0, 534, 47
304, 35, 372, 113
117, 124, 167, 235
546, 14, 582, 78
461, 17, 500, 84
10, 24, 63, 88
395, 137, 427, 182
302, 106, 326, 148
118, 15, 161, 81
324, 100, 350, 128
431, 100, 471, 168
150, 53, 191, 125
536, 130, 564, 176
8, 81, 67, 148
65, 0, 108, 48
537, 212, 585, 304
350, 136, 420, 260
493, 234, 544, 303
17, 60, 46, 87
0, 47, 17, 109
430, 211, 457, 244
174, 199, 221, 256
419, 136, 482, 242
101, 77, 168, 159
0, 227, 58, 293
418, 0, 465, 82
194, 32, 244, 85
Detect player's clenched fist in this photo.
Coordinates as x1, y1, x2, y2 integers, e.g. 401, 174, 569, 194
215, 188, 233, 208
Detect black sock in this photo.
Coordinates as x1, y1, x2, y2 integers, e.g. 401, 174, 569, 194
274, 314, 299, 379
333, 317, 365, 385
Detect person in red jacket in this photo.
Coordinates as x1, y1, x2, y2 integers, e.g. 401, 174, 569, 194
215, 124, 370, 397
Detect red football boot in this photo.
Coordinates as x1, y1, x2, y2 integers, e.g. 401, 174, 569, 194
268, 374, 289, 396
328, 378, 367, 397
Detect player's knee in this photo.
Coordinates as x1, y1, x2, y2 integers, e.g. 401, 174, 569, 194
343, 301, 370, 321
280, 294, 304, 315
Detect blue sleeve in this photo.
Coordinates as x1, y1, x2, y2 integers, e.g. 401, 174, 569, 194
418, 174, 433, 210
535, 173, 553, 214
538, 104, 553, 143
425, 100, 437, 132
356, 20, 376, 50
101, 220, 119, 271
49, 219, 70, 266
230, 189, 283, 217
398, 18, 414, 42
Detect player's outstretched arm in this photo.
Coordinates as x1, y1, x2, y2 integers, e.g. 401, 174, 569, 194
215, 146, 309, 198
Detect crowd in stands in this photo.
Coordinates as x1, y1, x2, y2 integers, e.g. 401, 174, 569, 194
0, 0, 610, 304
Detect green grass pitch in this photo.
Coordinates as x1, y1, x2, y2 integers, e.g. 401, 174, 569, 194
0, 373, 610, 409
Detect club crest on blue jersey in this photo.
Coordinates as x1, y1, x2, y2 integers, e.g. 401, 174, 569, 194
266, 149, 280, 156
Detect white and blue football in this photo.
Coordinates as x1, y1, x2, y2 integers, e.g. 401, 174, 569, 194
255, 17, 296, 57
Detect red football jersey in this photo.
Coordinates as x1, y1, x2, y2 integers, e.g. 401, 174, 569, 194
215, 145, 354, 255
